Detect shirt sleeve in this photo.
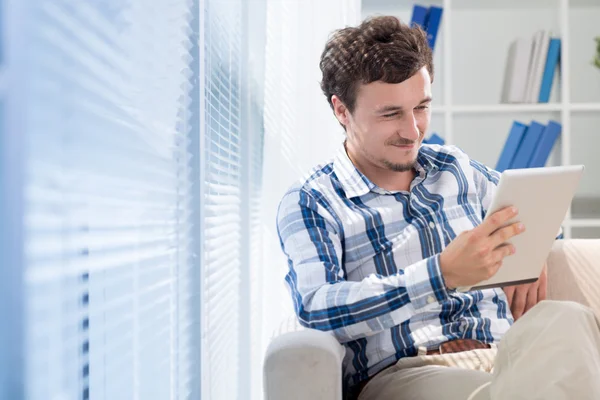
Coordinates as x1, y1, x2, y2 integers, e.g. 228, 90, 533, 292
470, 159, 563, 239
469, 159, 500, 219
276, 188, 450, 343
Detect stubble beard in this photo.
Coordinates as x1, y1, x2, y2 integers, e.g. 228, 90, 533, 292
381, 157, 417, 172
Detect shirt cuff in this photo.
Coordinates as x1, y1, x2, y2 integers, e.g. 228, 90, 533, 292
404, 254, 449, 310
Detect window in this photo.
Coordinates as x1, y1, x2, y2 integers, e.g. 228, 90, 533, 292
200, 0, 243, 397
200, 0, 266, 398
1, 1, 200, 398
0, 1, 268, 398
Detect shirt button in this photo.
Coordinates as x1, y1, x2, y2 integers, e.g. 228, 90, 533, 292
427, 296, 435, 304
429, 221, 435, 229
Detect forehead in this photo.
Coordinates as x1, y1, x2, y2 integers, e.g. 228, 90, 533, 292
355, 67, 431, 109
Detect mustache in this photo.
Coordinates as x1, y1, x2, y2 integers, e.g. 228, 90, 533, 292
386, 131, 425, 146
387, 138, 416, 146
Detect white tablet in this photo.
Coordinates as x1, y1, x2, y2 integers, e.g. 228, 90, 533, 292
460, 165, 585, 292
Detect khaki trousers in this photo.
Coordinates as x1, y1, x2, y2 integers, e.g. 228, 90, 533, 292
358, 301, 600, 400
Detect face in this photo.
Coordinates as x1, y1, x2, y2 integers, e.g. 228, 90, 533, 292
332, 67, 432, 172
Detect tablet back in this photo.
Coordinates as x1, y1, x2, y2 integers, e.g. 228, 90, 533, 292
469, 165, 584, 291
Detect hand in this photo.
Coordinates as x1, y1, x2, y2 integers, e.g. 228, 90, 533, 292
503, 263, 547, 321
440, 206, 525, 290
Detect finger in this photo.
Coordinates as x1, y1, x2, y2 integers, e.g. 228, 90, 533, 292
511, 285, 528, 321
490, 222, 524, 250
524, 282, 538, 313
479, 206, 519, 237
489, 243, 515, 266
482, 261, 503, 285
538, 280, 547, 302
538, 266, 548, 301
504, 286, 515, 306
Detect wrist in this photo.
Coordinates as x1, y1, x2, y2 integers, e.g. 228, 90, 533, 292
404, 255, 450, 308
439, 252, 457, 290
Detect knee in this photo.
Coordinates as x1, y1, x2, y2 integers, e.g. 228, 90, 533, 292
532, 300, 595, 322
535, 299, 590, 312
505, 300, 597, 345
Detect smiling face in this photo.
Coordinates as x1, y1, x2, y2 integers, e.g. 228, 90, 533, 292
319, 16, 434, 185
332, 67, 432, 173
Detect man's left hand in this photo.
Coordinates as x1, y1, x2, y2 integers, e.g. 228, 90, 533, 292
503, 263, 547, 321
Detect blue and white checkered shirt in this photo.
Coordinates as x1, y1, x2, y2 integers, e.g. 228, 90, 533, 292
276, 143, 516, 388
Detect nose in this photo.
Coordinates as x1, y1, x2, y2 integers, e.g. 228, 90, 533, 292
399, 112, 421, 142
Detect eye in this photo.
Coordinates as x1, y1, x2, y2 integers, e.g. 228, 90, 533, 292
382, 112, 398, 118
415, 105, 429, 111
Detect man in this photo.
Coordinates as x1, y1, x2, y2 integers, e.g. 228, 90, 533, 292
276, 16, 600, 400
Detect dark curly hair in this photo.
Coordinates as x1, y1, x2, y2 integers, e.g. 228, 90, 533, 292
319, 16, 434, 115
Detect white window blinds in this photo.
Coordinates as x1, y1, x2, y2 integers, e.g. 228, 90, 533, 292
201, 0, 243, 398
200, 0, 266, 398
243, 3, 267, 399
1, 1, 201, 399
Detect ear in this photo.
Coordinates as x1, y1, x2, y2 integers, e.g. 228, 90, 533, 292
331, 95, 350, 128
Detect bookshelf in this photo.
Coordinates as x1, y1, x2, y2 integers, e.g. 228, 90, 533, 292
362, 0, 600, 239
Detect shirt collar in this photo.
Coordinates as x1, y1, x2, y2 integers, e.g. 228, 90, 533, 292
415, 145, 439, 173
333, 142, 439, 199
333, 144, 375, 199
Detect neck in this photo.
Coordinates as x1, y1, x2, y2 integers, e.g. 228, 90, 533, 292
345, 142, 416, 192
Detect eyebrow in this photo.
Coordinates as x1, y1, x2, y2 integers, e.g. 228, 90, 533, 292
375, 97, 433, 114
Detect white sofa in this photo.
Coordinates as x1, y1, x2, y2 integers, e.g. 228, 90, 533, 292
263, 239, 600, 400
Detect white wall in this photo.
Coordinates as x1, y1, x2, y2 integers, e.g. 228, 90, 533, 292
569, 6, 600, 199
259, 0, 362, 384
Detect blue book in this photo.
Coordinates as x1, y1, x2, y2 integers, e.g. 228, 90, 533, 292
495, 121, 528, 172
410, 5, 429, 30
528, 120, 561, 168
538, 38, 561, 103
510, 121, 546, 169
425, 6, 443, 50
426, 133, 445, 145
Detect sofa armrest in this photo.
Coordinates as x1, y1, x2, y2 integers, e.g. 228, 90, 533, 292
547, 239, 600, 317
264, 316, 345, 400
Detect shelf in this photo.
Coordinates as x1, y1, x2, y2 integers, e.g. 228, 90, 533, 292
570, 197, 600, 220
570, 0, 600, 7
451, 0, 560, 10
432, 103, 600, 114
362, 0, 442, 12
566, 219, 600, 228
571, 103, 600, 112
364, 0, 571, 11
432, 103, 563, 114
570, 226, 600, 239
567, 103, 600, 112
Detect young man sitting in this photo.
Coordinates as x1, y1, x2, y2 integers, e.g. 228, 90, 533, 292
276, 16, 600, 400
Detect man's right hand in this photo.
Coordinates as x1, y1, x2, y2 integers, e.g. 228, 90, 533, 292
440, 206, 525, 290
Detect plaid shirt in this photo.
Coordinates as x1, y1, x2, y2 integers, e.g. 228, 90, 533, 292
276, 143, 517, 388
